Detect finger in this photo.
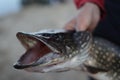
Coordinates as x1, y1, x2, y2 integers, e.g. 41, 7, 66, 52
64, 18, 76, 31
88, 11, 100, 32
88, 21, 98, 32
75, 13, 91, 31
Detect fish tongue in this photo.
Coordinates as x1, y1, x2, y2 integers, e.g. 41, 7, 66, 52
18, 42, 51, 65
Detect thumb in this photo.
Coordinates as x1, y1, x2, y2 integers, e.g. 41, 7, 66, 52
64, 18, 76, 31
75, 15, 91, 31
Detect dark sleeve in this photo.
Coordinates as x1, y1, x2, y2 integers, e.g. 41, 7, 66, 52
74, 0, 105, 18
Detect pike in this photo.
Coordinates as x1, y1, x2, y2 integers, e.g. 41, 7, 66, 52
14, 29, 120, 80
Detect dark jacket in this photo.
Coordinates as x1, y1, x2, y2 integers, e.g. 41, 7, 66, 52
74, 0, 120, 45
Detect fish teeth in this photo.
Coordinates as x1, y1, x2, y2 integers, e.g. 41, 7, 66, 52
27, 40, 37, 48
22, 36, 37, 48
52, 58, 59, 62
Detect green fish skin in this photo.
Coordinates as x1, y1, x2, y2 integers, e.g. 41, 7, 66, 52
14, 29, 120, 80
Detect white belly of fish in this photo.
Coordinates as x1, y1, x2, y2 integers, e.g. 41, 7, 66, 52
88, 72, 111, 80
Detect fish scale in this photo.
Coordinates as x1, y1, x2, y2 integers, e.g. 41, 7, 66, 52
85, 37, 120, 80
14, 30, 120, 80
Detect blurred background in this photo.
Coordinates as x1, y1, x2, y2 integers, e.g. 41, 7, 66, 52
0, 0, 87, 80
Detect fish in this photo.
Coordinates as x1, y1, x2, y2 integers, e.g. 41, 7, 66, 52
13, 29, 120, 80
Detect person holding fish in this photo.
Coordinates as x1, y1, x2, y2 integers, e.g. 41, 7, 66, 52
13, 0, 120, 80
64, 0, 120, 80
65, 0, 120, 45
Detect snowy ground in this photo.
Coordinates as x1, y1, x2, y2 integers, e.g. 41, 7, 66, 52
0, 2, 87, 80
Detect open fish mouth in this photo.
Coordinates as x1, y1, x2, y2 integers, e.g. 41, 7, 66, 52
14, 30, 92, 73
14, 32, 65, 70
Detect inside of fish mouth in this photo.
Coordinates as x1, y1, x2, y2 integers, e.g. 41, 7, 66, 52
17, 35, 61, 66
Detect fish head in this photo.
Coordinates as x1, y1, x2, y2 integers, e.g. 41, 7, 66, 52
14, 29, 92, 73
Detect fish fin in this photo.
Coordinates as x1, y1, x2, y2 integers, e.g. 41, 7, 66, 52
84, 64, 108, 74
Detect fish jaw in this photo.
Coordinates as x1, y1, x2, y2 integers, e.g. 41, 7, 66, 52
14, 32, 67, 72
14, 29, 92, 73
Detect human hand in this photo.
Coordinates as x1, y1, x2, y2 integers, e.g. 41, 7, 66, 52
64, 2, 100, 32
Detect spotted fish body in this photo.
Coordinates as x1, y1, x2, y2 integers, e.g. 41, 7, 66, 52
14, 29, 120, 80
85, 37, 120, 80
